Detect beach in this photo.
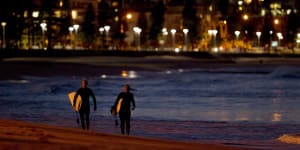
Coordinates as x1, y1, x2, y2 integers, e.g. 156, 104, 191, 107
1, 54, 300, 149
0, 119, 254, 150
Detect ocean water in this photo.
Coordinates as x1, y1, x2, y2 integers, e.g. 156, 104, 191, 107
1, 65, 300, 149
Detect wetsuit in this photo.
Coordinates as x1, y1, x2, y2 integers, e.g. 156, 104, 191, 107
74, 87, 96, 130
115, 92, 135, 135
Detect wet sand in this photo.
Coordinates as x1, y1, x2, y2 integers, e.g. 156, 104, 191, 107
0, 119, 255, 150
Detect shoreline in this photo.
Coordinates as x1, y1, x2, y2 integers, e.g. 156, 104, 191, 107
1, 54, 300, 81
0, 119, 251, 150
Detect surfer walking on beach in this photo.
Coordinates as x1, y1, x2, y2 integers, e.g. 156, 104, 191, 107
74, 79, 97, 130
114, 84, 136, 135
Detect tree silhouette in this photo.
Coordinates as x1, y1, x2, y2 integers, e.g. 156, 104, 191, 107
82, 3, 96, 49
149, 0, 166, 47
59, 0, 72, 48
137, 11, 148, 46
261, 12, 274, 49
0, 0, 30, 48
216, 0, 229, 18
41, 0, 61, 50
182, 0, 200, 49
98, 0, 112, 27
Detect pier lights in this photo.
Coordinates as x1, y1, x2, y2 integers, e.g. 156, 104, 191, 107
256, 31, 261, 47
183, 28, 189, 51
1, 22, 6, 49
40, 23, 47, 49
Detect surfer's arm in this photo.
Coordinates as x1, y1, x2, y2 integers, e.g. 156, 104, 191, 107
114, 94, 121, 107
131, 95, 136, 110
90, 90, 97, 111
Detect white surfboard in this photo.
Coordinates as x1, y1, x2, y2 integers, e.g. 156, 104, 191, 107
111, 98, 123, 115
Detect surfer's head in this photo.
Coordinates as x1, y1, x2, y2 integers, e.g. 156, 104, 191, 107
123, 84, 130, 92
82, 79, 88, 88
123, 84, 136, 92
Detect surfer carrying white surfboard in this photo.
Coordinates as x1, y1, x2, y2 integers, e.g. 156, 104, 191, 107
114, 84, 136, 135
74, 79, 97, 130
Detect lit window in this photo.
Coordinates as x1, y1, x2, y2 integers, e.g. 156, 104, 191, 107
112, 1, 118, 7
72, 10, 77, 20
239, 6, 243, 11
24, 11, 28, 18
209, 5, 213, 12
59, 0, 63, 7
54, 10, 61, 18
261, 9, 266, 16
244, 0, 252, 4
32, 11, 39, 18
115, 16, 119, 22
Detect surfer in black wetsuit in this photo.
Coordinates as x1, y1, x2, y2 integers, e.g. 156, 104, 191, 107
114, 84, 136, 135
74, 79, 97, 130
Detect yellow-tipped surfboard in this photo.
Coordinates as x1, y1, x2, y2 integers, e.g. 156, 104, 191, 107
68, 91, 82, 112
116, 98, 123, 113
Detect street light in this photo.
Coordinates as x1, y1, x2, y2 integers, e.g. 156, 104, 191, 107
234, 30, 240, 40
170, 29, 176, 49
274, 19, 279, 25
68, 26, 74, 48
277, 32, 283, 47
1, 22, 6, 49
243, 14, 249, 21
104, 25, 110, 48
99, 27, 104, 35
297, 33, 300, 48
40, 23, 47, 49
208, 29, 218, 50
256, 31, 261, 47
183, 28, 189, 51
133, 27, 142, 50
162, 28, 168, 50
73, 24, 79, 49
99, 27, 104, 48
126, 13, 132, 20
269, 30, 273, 51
